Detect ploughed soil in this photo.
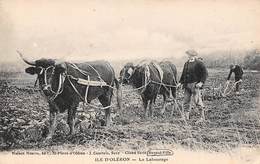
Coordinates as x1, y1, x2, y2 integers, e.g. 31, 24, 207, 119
0, 70, 260, 152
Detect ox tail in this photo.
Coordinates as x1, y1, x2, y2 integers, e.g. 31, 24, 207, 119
114, 78, 123, 112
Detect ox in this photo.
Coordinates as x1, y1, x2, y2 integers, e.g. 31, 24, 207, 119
18, 51, 122, 140
120, 61, 177, 117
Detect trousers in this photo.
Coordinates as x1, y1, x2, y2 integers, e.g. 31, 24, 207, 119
235, 78, 242, 92
183, 82, 204, 113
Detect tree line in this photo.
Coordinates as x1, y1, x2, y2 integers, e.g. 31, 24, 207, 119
202, 49, 260, 71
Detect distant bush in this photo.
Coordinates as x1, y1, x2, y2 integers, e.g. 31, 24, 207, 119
203, 55, 243, 69
243, 49, 260, 70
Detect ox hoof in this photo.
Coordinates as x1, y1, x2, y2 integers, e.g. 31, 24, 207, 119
166, 98, 173, 103
195, 118, 205, 124
105, 120, 112, 127
182, 112, 190, 121
161, 109, 165, 115
43, 136, 52, 145
181, 116, 189, 122
68, 132, 75, 136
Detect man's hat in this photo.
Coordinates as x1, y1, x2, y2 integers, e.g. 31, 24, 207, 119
185, 49, 198, 56
230, 64, 234, 69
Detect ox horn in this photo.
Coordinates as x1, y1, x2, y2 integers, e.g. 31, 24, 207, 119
54, 59, 64, 65
16, 50, 36, 66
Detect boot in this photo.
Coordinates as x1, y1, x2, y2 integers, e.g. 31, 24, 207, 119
185, 112, 190, 120
195, 107, 205, 124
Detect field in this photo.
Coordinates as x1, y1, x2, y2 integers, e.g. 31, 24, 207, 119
0, 69, 260, 152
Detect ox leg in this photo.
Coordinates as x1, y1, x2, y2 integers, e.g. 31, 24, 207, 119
105, 108, 111, 126
141, 95, 148, 118
171, 87, 177, 99
67, 105, 77, 135
46, 111, 57, 140
148, 100, 154, 117
171, 87, 177, 115
98, 94, 112, 126
161, 94, 167, 114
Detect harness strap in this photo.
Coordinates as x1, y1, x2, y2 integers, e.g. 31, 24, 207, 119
88, 64, 105, 82
49, 74, 65, 101
44, 69, 47, 85
151, 62, 163, 95
67, 76, 112, 110
139, 65, 150, 94
145, 65, 150, 85
150, 80, 177, 87
42, 66, 54, 86
68, 76, 85, 101
172, 73, 177, 85
34, 77, 39, 87
84, 75, 90, 105
150, 63, 177, 97
69, 63, 105, 83
152, 62, 164, 83
69, 63, 89, 77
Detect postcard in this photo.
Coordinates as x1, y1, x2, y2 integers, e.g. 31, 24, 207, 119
0, 0, 259, 164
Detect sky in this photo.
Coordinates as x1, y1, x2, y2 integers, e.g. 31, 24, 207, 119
0, 0, 259, 63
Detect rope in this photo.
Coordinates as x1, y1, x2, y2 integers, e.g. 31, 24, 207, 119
37, 66, 65, 102
69, 63, 91, 77
139, 65, 150, 93
69, 63, 104, 82
47, 62, 177, 110
84, 75, 90, 104
121, 82, 150, 92
150, 80, 177, 88
120, 63, 177, 93
151, 62, 163, 83
67, 76, 113, 110
66, 62, 119, 110
120, 64, 151, 93
49, 74, 65, 101
148, 63, 177, 95
35, 61, 176, 111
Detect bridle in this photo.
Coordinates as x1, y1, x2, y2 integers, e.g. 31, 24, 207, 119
122, 65, 151, 94
36, 65, 66, 102
121, 66, 135, 84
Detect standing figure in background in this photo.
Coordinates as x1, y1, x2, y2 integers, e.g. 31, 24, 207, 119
226, 64, 243, 94
178, 50, 208, 122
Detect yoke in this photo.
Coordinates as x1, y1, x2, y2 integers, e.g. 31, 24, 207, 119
77, 78, 108, 87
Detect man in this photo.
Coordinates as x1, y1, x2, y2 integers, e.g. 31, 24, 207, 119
178, 49, 208, 122
226, 64, 243, 94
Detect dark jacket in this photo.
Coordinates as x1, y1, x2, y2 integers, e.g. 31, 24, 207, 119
227, 65, 243, 81
179, 59, 208, 86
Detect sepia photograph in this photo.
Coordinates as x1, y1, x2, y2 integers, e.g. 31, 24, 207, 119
0, 0, 260, 163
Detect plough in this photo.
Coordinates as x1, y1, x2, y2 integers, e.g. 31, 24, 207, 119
203, 80, 243, 100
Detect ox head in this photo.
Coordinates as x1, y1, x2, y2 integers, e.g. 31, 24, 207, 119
119, 62, 150, 90
129, 64, 150, 88
18, 50, 66, 99
119, 62, 135, 84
